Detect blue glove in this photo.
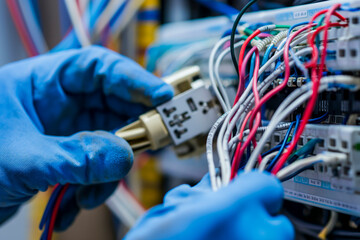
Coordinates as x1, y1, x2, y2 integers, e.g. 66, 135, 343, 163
0, 46, 174, 230
125, 171, 294, 240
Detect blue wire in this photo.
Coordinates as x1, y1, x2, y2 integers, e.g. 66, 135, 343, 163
249, 53, 256, 81
261, 143, 290, 157
40, 185, 65, 240
246, 142, 251, 163
287, 22, 310, 79
39, 185, 63, 230
237, 143, 252, 172
194, 0, 239, 17
263, 112, 328, 171
259, 44, 274, 82
340, 4, 360, 12
266, 121, 296, 171
308, 112, 328, 123
293, 114, 301, 150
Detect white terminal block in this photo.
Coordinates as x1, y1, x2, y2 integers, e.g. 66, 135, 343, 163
270, 124, 360, 216
270, 124, 360, 191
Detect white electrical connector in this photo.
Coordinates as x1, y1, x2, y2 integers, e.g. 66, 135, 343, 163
116, 66, 222, 158
277, 151, 348, 181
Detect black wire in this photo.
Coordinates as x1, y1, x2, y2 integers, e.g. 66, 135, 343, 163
285, 210, 360, 239
230, 0, 258, 76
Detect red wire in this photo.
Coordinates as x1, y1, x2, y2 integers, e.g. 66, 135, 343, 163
233, 29, 261, 104
271, 4, 346, 175
305, 11, 346, 68
230, 24, 313, 179
305, 23, 347, 69
47, 183, 70, 240
5, 0, 38, 57
231, 46, 261, 178
232, 110, 252, 169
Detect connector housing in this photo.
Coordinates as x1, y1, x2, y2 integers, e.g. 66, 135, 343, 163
157, 83, 222, 146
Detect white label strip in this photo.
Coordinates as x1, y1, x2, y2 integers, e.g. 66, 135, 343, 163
284, 189, 360, 214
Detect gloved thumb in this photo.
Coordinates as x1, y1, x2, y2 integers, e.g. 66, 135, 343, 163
42, 131, 133, 187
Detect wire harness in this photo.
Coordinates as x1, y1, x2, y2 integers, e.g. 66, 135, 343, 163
206, 3, 353, 194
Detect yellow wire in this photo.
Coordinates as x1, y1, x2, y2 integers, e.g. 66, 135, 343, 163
318, 211, 338, 240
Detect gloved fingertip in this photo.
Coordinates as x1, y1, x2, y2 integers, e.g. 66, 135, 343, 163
150, 83, 174, 106
54, 131, 133, 185
77, 182, 119, 209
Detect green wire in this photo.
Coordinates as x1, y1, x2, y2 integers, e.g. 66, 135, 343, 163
288, 139, 323, 163
275, 25, 291, 28
315, 15, 326, 50
243, 28, 260, 40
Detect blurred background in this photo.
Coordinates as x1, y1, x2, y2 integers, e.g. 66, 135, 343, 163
0, 0, 321, 239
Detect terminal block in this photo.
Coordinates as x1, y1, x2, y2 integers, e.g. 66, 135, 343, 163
115, 66, 222, 157
266, 124, 360, 216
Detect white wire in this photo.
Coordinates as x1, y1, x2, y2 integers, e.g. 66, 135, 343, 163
213, 40, 244, 104
106, 184, 145, 228
244, 83, 327, 172
209, 30, 313, 188
276, 151, 347, 180
64, 0, 91, 47
218, 46, 313, 185
112, 0, 146, 37
94, 0, 126, 38
276, 155, 324, 180
78, 0, 90, 14
206, 113, 228, 191
223, 33, 312, 173
209, 35, 242, 111
245, 74, 360, 172
17, 0, 48, 54
249, 74, 360, 172
259, 150, 286, 171
229, 122, 292, 148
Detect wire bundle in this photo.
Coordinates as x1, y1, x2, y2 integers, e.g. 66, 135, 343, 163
5, 0, 48, 56
6, 0, 146, 54
206, 5, 358, 238
206, 3, 354, 191
39, 184, 69, 240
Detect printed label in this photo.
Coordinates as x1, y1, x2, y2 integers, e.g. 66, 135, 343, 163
284, 189, 360, 214
294, 11, 307, 19
294, 176, 332, 190
309, 178, 321, 187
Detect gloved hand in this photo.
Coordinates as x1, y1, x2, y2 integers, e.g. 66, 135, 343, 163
125, 171, 294, 240
0, 46, 174, 230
